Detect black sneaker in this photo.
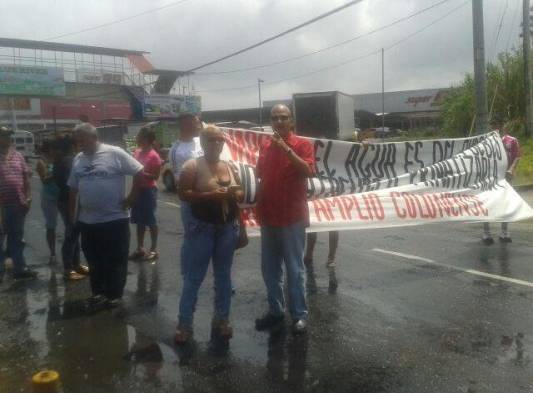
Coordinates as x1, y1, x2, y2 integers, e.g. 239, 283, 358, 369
482, 237, 494, 246
106, 298, 123, 309
86, 294, 106, 305
499, 236, 512, 243
291, 319, 307, 335
85, 295, 107, 310
13, 270, 38, 280
255, 313, 285, 331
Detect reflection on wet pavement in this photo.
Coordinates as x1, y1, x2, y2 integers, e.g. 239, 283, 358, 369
3, 188, 533, 392
266, 327, 308, 393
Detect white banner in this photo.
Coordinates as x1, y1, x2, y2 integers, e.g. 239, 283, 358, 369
217, 129, 533, 233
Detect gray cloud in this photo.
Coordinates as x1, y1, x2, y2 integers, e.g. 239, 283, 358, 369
0, 0, 522, 110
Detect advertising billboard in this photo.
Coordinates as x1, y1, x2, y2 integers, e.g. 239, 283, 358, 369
0, 65, 65, 96
40, 99, 132, 121
0, 97, 41, 116
143, 94, 201, 118
75, 69, 123, 85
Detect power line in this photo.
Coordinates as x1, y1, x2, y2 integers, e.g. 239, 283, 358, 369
44, 0, 193, 41
385, 0, 468, 51
197, 0, 454, 76
186, 0, 365, 72
504, 0, 520, 51
195, 51, 380, 92
494, 0, 509, 45
488, 0, 520, 120
488, 0, 509, 60
271, 2, 469, 85
265, 51, 380, 86
196, 0, 469, 94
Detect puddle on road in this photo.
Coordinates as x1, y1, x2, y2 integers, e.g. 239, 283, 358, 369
123, 326, 182, 387
497, 333, 532, 366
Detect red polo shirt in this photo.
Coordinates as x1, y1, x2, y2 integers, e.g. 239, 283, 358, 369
256, 132, 315, 227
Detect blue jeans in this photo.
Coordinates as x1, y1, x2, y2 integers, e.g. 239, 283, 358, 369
261, 221, 308, 321
179, 202, 193, 276
0, 205, 28, 274
58, 202, 81, 272
178, 216, 238, 327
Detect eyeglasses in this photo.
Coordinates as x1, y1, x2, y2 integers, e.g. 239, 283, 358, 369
271, 115, 290, 122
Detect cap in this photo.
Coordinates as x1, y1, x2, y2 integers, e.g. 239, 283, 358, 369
0, 126, 14, 137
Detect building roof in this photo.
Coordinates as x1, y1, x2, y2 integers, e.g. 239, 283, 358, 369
0, 37, 148, 57
353, 88, 449, 114
263, 88, 451, 115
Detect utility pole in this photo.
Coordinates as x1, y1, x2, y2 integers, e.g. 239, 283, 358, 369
523, 0, 532, 137
258, 78, 264, 128
381, 48, 385, 133
472, 0, 489, 135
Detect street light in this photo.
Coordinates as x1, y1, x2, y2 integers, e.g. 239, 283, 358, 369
258, 78, 264, 128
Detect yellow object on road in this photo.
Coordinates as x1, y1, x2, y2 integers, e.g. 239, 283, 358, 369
32, 370, 60, 393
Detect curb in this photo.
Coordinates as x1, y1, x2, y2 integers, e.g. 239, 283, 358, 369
515, 184, 533, 192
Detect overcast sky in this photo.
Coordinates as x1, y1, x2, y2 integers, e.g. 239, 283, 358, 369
0, 0, 523, 110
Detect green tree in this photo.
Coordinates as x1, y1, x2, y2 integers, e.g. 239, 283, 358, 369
441, 48, 525, 136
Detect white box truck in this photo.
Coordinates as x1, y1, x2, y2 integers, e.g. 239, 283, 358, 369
292, 91, 355, 140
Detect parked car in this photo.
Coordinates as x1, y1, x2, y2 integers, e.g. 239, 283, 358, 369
11, 130, 34, 159
374, 126, 391, 138
158, 148, 177, 192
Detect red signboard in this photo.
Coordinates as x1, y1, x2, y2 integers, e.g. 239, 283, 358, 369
40, 99, 132, 123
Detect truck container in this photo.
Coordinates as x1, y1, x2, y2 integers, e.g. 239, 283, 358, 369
292, 91, 355, 140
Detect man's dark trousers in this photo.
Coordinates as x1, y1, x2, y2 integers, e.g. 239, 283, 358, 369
80, 219, 130, 300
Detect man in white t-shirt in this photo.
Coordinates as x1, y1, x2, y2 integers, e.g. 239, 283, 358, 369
169, 113, 204, 276
169, 113, 204, 182
68, 123, 143, 309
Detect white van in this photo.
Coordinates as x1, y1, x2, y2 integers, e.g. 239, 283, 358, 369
10, 130, 35, 159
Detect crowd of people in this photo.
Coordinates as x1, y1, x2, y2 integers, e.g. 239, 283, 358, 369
0, 104, 523, 345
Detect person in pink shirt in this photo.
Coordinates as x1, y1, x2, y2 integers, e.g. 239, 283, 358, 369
129, 126, 163, 261
483, 121, 522, 244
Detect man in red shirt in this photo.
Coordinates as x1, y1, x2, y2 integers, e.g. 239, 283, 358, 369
0, 127, 37, 282
254, 104, 315, 335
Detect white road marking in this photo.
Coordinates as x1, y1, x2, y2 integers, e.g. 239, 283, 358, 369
372, 248, 533, 289
160, 200, 180, 208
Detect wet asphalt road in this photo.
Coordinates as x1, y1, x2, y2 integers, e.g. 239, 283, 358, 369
1, 175, 533, 393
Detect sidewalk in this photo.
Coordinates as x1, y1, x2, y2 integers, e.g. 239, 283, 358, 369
518, 188, 533, 206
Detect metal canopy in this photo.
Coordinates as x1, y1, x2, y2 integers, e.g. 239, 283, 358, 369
144, 69, 192, 77
0, 37, 148, 57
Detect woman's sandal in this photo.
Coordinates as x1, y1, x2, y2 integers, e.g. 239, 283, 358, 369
326, 259, 336, 268
174, 326, 193, 345
211, 320, 233, 340
144, 251, 159, 262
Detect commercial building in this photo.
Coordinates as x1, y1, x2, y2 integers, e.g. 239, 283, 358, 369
202, 88, 450, 131
353, 88, 449, 130
0, 37, 192, 132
